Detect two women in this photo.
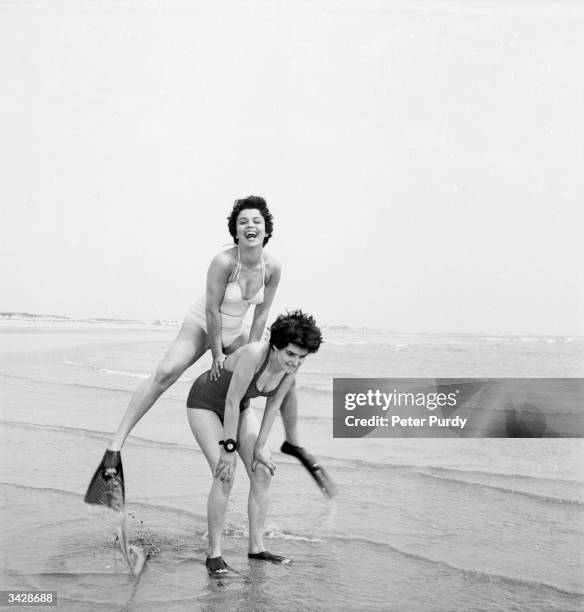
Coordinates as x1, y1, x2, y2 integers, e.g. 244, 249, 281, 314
87, 196, 297, 490
86, 197, 327, 576
186, 311, 323, 575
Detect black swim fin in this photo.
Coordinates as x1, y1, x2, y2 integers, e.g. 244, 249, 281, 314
84, 450, 125, 511
280, 442, 337, 498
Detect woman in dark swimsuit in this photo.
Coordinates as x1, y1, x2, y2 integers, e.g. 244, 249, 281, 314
186, 311, 322, 576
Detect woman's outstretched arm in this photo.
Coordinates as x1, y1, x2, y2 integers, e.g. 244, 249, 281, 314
213, 344, 261, 483
252, 374, 295, 474
205, 251, 234, 379
249, 257, 281, 342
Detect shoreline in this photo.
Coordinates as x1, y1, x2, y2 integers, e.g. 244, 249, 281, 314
0, 318, 581, 341
0, 320, 178, 331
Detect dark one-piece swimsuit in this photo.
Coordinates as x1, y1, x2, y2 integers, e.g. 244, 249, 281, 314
186, 350, 284, 423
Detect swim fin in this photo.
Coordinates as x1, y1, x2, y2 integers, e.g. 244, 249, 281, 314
280, 441, 337, 498
84, 449, 125, 511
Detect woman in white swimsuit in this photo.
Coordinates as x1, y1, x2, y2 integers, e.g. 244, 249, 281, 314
101, 196, 282, 455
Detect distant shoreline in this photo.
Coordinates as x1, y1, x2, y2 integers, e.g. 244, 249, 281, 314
0, 312, 180, 328
0, 312, 581, 340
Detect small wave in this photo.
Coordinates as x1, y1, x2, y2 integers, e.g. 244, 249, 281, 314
0, 481, 205, 522
64, 355, 201, 383
1, 372, 134, 395
63, 357, 93, 369
97, 367, 149, 379
265, 530, 325, 543
0, 419, 119, 441
295, 414, 332, 424
345, 457, 584, 489
221, 522, 325, 543
324, 533, 584, 599
422, 465, 584, 490
65, 357, 150, 380
295, 383, 331, 395
0, 419, 201, 454
416, 469, 584, 507
0, 481, 88, 500
0, 418, 329, 461
1, 372, 193, 402
93, 365, 193, 383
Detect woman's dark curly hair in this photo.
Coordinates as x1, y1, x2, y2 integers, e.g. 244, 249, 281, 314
269, 310, 323, 354
227, 196, 274, 246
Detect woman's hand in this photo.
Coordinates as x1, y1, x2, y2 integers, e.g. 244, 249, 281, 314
252, 445, 276, 476
210, 354, 227, 381
214, 450, 236, 483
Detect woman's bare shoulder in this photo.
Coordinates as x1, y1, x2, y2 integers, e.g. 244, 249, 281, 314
262, 251, 281, 282
262, 250, 280, 268
212, 246, 237, 266
208, 247, 237, 275
225, 341, 268, 371
237, 340, 269, 362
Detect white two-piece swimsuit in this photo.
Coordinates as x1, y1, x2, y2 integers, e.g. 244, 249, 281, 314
183, 248, 265, 348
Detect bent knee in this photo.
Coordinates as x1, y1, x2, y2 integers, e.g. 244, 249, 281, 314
153, 361, 183, 388
251, 464, 273, 486
213, 475, 235, 495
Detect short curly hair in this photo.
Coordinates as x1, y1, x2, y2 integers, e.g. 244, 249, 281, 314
269, 310, 323, 353
227, 196, 274, 246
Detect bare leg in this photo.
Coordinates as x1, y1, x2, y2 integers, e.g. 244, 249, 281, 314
187, 408, 234, 558
108, 323, 209, 450
279, 381, 300, 446
237, 409, 272, 554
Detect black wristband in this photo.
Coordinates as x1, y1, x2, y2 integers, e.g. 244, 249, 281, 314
219, 438, 238, 453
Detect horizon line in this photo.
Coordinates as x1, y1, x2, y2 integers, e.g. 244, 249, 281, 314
1, 311, 582, 339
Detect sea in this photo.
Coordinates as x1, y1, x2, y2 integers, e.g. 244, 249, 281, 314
0, 322, 583, 611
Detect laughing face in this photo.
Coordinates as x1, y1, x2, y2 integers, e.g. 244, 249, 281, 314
236, 208, 266, 246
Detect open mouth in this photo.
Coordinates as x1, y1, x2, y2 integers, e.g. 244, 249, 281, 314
244, 231, 258, 239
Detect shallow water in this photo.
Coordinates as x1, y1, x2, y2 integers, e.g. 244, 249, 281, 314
1, 325, 583, 610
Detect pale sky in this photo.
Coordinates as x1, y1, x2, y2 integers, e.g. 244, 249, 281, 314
2, 0, 583, 334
